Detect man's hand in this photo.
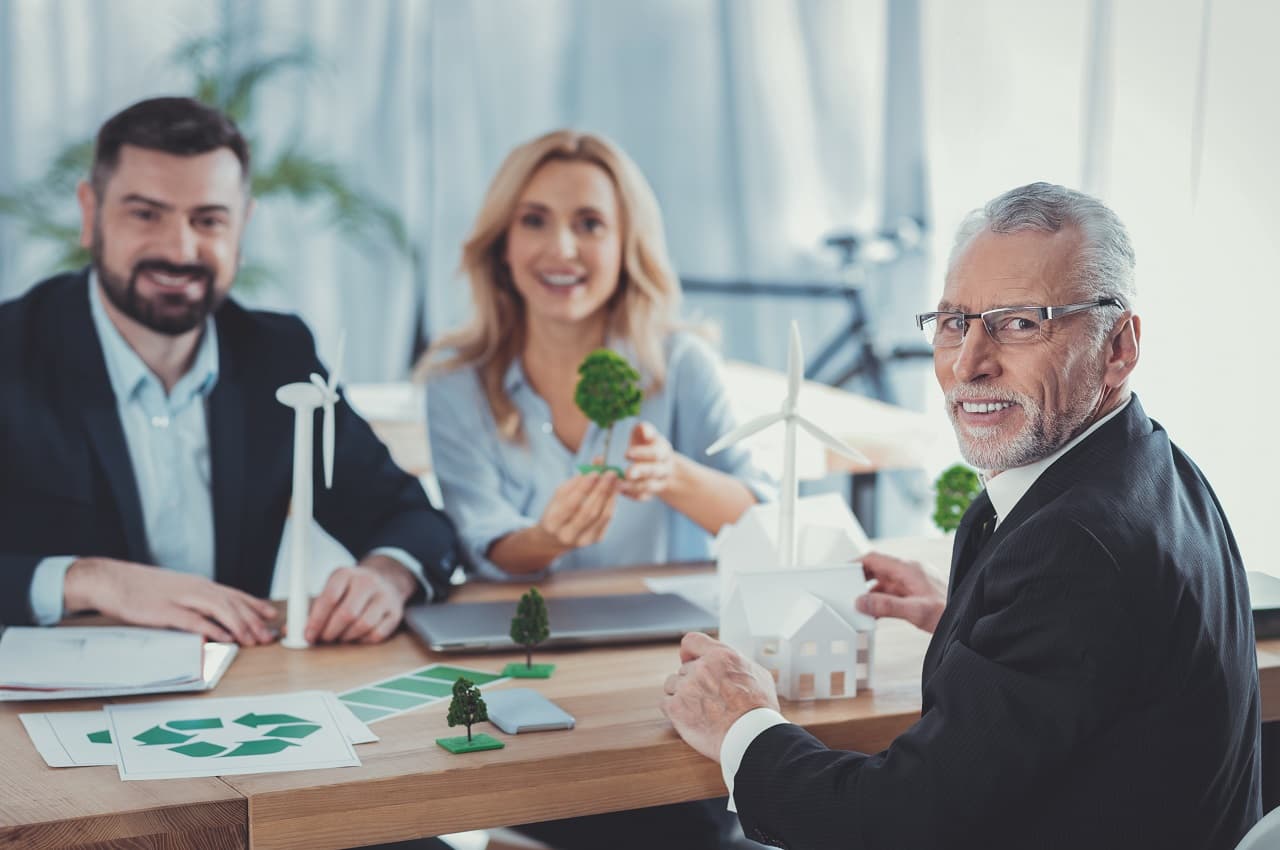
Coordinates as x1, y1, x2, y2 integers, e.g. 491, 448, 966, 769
621, 422, 676, 501
856, 551, 948, 633
660, 632, 780, 762
304, 555, 417, 644
537, 470, 620, 549
64, 557, 278, 645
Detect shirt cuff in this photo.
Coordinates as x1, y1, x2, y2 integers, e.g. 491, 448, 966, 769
30, 556, 77, 625
719, 707, 790, 812
368, 546, 434, 602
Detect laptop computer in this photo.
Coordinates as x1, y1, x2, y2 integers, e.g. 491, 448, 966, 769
404, 592, 717, 653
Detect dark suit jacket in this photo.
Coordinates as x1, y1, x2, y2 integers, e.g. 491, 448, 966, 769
734, 397, 1261, 850
0, 271, 458, 624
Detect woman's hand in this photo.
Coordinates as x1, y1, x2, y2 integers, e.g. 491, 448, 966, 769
621, 422, 676, 501
537, 469, 621, 548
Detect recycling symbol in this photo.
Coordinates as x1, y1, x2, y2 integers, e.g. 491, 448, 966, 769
90, 712, 323, 758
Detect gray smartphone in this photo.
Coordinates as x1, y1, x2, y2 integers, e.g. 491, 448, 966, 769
483, 688, 575, 734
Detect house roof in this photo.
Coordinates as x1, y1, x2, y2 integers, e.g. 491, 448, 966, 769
729, 578, 863, 640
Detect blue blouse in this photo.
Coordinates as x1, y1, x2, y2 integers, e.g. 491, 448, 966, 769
426, 332, 775, 580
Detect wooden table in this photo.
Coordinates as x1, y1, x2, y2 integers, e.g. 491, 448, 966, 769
5, 555, 1278, 850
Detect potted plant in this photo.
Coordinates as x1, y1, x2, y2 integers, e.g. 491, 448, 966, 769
933, 463, 982, 533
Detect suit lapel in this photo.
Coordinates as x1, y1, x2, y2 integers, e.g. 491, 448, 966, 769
947, 490, 993, 590
923, 490, 994, 680
58, 274, 150, 562
921, 400, 1151, 684
208, 318, 246, 589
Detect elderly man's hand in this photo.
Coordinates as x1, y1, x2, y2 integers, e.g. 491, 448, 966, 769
660, 632, 780, 762
856, 551, 947, 633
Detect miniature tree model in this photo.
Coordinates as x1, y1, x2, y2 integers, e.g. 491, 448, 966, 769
574, 349, 643, 475
503, 588, 556, 679
933, 463, 982, 532
447, 677, 487, 742
436, 677, 504, 754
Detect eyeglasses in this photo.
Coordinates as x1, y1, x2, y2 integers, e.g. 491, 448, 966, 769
915, 297, 1124, 348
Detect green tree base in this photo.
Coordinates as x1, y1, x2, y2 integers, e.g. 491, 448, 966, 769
436, 733, 505, 754
503, 663, 556, 679
576, 463, 625, 478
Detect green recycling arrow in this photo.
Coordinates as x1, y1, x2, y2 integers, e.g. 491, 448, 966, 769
134, 725, 194, 746
264, 723, 321, 739
167, 717, 223, 731
222, 738, 300, 757
234, 712, 311, 728
170, 741, 226, 757
87, 729, 111, 744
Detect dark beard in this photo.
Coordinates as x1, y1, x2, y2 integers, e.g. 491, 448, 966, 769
92, 224, 225, 336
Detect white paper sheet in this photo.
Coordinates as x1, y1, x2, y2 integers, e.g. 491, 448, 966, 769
106, 691, 362, 780
643, 574, 719, 617
21, 697, 376, 769
0, 627, 203, 689
0, 641, 238, 701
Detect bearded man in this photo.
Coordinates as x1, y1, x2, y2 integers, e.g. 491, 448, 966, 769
0, 97, 458, 645
662, 183, 1261, 849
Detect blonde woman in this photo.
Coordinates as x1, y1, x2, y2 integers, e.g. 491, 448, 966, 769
421, 130, 773, 583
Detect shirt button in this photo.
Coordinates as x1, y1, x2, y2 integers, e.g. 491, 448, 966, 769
151, 415, 171, 429
541, 422, 553, 434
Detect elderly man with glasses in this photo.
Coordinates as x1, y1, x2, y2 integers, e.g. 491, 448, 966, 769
661, 183, 1261, 850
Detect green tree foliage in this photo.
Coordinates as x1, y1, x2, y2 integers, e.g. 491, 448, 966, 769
933, 463, 982, 532
0, 29, 413, 289
574, 349, 642, 466
509, 587, 551, 669
446, 677, 488, 742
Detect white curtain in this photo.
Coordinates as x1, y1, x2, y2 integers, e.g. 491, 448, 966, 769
922, 0, 1279, 575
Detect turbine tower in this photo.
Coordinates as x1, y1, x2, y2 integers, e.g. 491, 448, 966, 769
707, 321, 868, 568
276, 332, 345, 649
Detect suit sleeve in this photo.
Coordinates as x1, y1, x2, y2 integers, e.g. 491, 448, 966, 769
733, 520, 1136, 850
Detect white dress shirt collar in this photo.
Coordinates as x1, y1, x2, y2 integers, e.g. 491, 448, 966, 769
984, 396, 1131, 528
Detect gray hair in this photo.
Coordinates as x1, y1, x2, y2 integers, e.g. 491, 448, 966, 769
949, 183, 1137, 338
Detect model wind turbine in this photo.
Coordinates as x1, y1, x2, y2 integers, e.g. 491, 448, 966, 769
275, 332, 345, 649
707, 321, 869, 568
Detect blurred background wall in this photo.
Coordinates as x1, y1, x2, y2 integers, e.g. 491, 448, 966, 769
1, 0, 1275, 572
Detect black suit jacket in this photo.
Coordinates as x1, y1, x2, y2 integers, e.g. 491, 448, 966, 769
0, 271, 458, 624
734, 397, 1261, 850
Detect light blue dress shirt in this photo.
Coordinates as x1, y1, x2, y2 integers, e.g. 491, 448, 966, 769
29, 275, 424, 624
426, 331, 775, 580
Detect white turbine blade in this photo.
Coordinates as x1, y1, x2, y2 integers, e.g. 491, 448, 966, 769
323, 332, 345, 488
786, 321, 803, 410
307, 373, 336, 488
795, 415, 871, 465
705, 412, 785, 455
322, 396, 335, 488
327, 331, 347, 393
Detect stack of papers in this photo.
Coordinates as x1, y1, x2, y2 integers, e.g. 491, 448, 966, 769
0, 627, 235, 701
22, 691, 376, 779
